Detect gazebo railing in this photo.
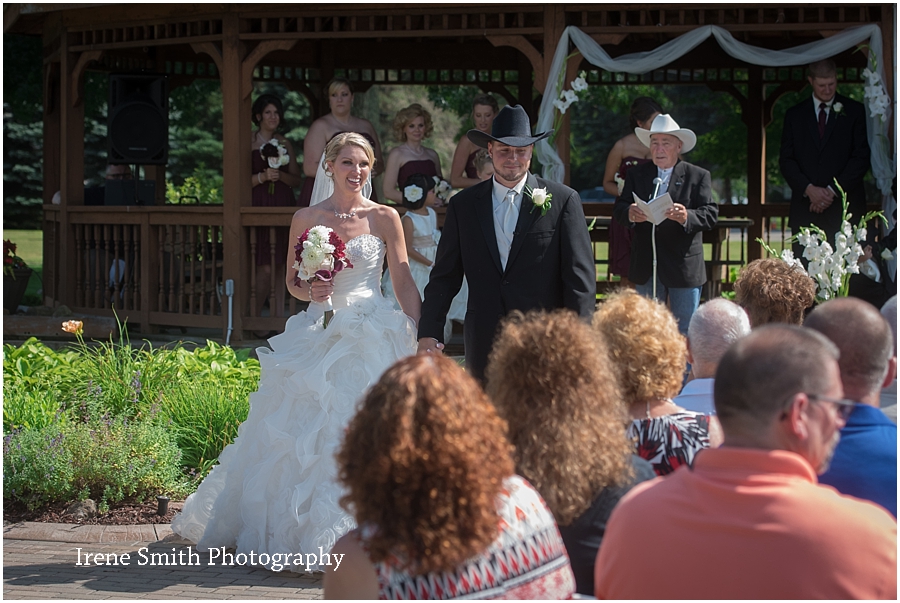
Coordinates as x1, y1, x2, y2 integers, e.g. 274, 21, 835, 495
45, 202, 804, 339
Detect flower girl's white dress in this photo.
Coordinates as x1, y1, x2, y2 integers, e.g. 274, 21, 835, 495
171, 234, 417, 571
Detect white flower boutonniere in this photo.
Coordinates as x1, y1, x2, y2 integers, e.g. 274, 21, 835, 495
832, 102, 844, 117
525, 185, 552, 216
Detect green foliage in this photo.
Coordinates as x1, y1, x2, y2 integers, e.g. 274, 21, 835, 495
160, 381, 250, 479
165, 168, 224, 205
3, 329, 261, 493
3, 415, 189, 510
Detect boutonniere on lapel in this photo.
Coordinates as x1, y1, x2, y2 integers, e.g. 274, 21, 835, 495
832, 102, 844, 118
525, 185, 552, 216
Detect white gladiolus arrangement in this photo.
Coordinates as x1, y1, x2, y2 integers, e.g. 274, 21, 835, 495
758, 180, 886, 303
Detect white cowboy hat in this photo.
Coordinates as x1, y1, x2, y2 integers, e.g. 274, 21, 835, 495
635, 114, 697, 153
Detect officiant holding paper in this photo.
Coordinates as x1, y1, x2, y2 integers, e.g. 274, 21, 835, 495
613, 114, 718, 334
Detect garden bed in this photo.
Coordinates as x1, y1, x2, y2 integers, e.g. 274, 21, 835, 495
4, 499, 184, 526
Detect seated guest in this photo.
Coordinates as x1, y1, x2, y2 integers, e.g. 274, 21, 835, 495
593, 290, 723, 476
805, 297, 897, 516
486, 310, 655, 596
674, 298, 751, 415
734, 257, 816, 327
324, 355, 576, 600
881, 295, 897, 421
594, 325, 897, 599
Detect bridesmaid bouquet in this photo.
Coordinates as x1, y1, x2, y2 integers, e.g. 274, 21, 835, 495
260, 139, 289, 194
432, 176, 453, 204
293, 225, 353, 328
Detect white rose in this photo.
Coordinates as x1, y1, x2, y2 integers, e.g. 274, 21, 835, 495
833, 102, 843, 113
404, 184, 423, 202
531, 187, 549, 207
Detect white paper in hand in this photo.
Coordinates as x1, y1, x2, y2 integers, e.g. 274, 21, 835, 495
632, 191, 674, 226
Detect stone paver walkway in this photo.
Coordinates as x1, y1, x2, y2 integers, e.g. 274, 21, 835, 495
4, 523, 323, 600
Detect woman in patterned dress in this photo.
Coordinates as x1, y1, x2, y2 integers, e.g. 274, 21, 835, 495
324, 354, 576, 600
593, 290, 724, 475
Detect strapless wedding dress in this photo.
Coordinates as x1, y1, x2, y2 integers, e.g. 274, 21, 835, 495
171, 234, 417, 571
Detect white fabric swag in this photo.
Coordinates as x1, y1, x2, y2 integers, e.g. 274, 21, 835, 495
535, 24, 895, 222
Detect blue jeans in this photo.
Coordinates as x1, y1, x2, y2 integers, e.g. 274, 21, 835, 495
635, 279, 701, 337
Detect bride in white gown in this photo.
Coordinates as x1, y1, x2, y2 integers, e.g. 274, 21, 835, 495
171, 133, 421, 571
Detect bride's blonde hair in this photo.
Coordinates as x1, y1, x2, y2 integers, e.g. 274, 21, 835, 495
322, 132, 375, 172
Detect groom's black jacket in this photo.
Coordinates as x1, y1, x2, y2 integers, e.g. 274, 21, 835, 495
419, 172, 596, 382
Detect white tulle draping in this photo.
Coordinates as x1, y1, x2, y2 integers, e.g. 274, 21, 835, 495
535, 24, 895, 227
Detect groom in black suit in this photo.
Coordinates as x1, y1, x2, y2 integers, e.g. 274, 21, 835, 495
780, 59, 870, 260
417, 105, 596, 382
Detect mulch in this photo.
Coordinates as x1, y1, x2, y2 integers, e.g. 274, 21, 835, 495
3, 499, 184, 526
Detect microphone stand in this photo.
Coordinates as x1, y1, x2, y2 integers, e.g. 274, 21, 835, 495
650, 178, 662, 301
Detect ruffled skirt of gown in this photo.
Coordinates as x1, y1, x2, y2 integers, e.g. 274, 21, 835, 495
171, 296, 417, 571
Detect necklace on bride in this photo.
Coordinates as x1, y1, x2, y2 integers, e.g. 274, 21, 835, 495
334, 208, 357, 219
404, 142, 424, 156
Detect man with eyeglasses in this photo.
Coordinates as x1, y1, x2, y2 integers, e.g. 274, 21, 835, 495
805, 297, 897, 517
594, 325, 896, 599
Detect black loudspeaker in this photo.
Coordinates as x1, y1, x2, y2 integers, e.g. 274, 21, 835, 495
108, 74, 169, 165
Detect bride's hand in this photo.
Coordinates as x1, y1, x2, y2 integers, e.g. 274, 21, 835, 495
309, 279, 334, 303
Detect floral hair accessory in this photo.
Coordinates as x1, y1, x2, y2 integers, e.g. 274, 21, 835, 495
404, 184, 424, 203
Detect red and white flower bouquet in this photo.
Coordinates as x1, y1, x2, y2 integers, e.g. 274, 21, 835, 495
293, 225, 353, 328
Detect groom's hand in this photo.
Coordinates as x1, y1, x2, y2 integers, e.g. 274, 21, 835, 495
417, 337, 445, 355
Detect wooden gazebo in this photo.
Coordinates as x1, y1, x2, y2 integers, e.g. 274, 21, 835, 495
5, 4, 894, 341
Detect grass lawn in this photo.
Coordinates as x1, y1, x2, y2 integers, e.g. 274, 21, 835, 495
4, 229, 43, 302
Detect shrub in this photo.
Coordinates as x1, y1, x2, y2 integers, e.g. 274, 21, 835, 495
4, 415, 189, 510
160, 380, 250, 479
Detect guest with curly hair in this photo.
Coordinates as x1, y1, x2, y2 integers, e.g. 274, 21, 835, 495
324, 355, 576, 600
382, 103, 443, 204
486, 310, 655, 596
594, 290, 723, 475
734, 258, 816, 327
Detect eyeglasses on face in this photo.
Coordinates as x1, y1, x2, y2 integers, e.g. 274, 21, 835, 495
805, 393, 857, 421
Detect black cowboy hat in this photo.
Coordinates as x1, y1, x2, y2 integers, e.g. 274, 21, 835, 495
467, 104, 553, 149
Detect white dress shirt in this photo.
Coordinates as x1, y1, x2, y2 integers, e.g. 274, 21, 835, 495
492, 176, 527, 270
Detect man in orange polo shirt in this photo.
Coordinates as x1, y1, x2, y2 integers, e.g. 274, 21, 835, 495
594, 325, 897, 599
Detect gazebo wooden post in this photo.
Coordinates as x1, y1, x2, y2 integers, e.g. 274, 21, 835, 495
544, 4, 570, 184
220, 14, 250, 342
745, 66, 766, 262
58, 26, 86, 308
42, 18, 61, 306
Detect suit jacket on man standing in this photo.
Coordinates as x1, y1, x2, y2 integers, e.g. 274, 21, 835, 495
780, 93, 870, 242
613, 159, 718, 288
419, 172, 596, 381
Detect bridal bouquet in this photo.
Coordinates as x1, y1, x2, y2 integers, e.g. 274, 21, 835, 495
260, 139, 289, 194
758, 181, 885, 303
293, 225, 353, 328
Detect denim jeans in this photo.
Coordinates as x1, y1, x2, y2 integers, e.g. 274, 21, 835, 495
635, 278, 701, 336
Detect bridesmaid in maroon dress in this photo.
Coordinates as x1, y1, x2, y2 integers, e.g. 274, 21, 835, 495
449, 93, 499, 189
382, 104, 443, 204
300, 78, 383, 206
251, 94, 302, 328
601, 97, 663, 287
